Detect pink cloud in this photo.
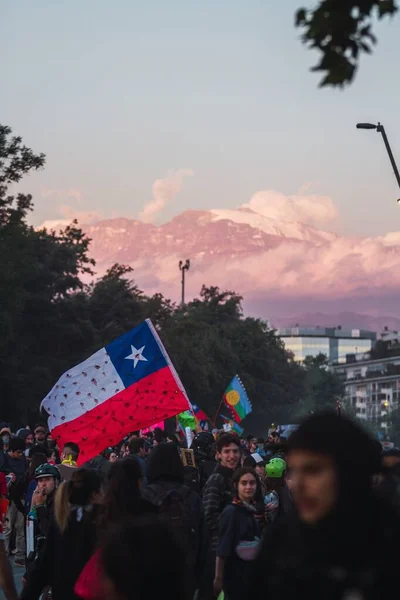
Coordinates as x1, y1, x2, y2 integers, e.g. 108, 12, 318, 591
40, 187, 83, 202
139, 169, 194, 223
241, 190, 338, 229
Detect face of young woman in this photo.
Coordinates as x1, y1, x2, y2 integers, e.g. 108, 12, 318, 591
237, 473, 257, 502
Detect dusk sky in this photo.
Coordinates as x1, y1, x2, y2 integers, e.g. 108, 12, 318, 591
2, 0, 400, 238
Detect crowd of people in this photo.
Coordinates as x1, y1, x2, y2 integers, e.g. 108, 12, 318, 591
1, 413, 400, 600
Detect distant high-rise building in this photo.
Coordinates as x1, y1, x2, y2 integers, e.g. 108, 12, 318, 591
276, 326, 376, 363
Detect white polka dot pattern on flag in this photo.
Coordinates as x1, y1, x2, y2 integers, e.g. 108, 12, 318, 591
41, 348, 125, 431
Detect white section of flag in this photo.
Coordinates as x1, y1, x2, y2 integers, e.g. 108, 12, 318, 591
40, 348, 125, 431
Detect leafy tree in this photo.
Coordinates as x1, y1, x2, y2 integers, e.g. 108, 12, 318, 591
162, 286, 305, 434
290, 354, 344, 419
0, 125, 95, 423
295, 0, 398, 87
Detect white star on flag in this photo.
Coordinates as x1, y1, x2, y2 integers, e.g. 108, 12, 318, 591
125, 345, 148, 368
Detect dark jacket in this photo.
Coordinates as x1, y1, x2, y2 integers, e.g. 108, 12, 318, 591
218, 502, 261, 600
21, 506, 99, 600
202, 464, 235, 549
1, 453, 27, 512
248, 495, 400, 600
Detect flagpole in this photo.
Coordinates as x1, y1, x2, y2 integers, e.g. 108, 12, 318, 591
213, 398, 225, 428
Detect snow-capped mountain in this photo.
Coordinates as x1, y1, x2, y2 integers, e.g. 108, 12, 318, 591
43, 204, 400, 320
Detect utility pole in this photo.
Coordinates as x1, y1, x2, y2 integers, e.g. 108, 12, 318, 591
179, 259, 190, 305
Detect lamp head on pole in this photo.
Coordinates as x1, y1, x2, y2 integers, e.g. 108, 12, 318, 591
179, 259, 190, 271
356, 123, 377, 130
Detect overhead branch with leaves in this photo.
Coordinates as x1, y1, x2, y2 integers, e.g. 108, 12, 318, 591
295, 0, 398, 87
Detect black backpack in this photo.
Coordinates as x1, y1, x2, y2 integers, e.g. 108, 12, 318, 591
150, 484, 197, 559
183, 465, 201, 494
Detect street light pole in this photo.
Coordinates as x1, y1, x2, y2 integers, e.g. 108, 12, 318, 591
178, 259, 190, 306
356, 122, 400, 194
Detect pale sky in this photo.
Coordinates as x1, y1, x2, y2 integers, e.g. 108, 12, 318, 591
1, 0, 400, 237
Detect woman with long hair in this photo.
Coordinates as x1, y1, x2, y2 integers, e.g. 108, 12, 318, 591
214, 467, 261, 600
74, 457, 156, 600
20, 468, 102, 600
100, 456, 156, 528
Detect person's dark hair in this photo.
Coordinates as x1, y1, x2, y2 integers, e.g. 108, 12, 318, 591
50, 447, 61, 464
216, 433, 240, 453
129, 437, 145, 455
63, 441, 80, 461
232, 467, 258, 491
100, 457, 143, 527
9, 437, 26, 453
101, 517, 189, 600
55, 468, 102, 533
28, 453, 48, 479
243, 455, 257, 468
34, 423, 47, 433
153, 427, 166, 444
28, 444, 50, 459
146, 443, 184, 485
289, 411, 381, 509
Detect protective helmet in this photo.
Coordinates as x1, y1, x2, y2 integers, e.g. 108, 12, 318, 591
35, 463, 61, 480
192, 432, 215, 460
265, 457, 287, 479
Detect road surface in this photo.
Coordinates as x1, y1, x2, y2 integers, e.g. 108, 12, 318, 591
0, 558, 24, 599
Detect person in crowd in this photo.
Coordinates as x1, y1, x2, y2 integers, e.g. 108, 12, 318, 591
33, 425, 48, 450
57, 442, 80, 481
264, 457, 292, 523
253, 457, 267, 495
16, 430, 34, 457
200, 433, 241, 600
153, 427, 166, 445
48, 447, 60, 466
249, 411, 400, 600
100, 517, 190, 600
1, 437, 27, 566
142, 443, 202, 595
192, 431, 217, 491
128, 437, 147, 483
100, 457, 156, 528
74, 457, 157, 600
25, 453, 48, 511
0, 470, 17, 600
248, 438, 258, 454
21, 468, 102, 600
119, 442, 130, 458
30, 464, 61, 538
243, 455, 267, 528
25, 464, 61, 584
0, 427, 12, 454
107, 450, 118, 463
214, 467, 261, 600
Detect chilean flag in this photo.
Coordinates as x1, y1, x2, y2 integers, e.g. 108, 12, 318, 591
41, 320, 190, 463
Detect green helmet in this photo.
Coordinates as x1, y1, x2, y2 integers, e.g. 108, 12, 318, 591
265, 457, 287, 479
35, 463, 61, 480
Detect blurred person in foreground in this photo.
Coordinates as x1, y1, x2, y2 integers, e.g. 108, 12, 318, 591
249, 411, 400, 600
100, 517, 190, 600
